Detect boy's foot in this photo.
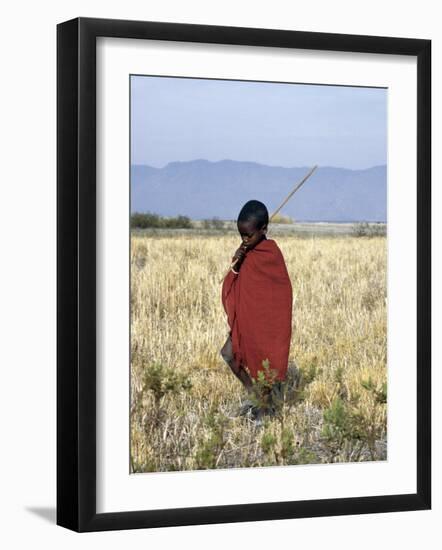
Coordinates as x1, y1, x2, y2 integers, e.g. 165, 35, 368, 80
251, 407, 265, 427
234, 400, 277, 423
235, 399, 255, 417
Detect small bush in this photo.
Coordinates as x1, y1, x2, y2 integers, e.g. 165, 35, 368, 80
352, 222, 386, 237
131, 212, 161, 228
249, 359, 280, 413
260, 424, 319, 466
131, 211, 192, 229
271, 212, 294, 224
321, 383, 386, 462
255, 359, 279, 388
138, 362, 192, 426
142, 362, 192, 406
194, 408, 229, 469
361, 376, 387, 404
202, 216, 225, 230
162, 214, 192, 229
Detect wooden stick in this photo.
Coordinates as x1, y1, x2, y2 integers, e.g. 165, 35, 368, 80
269, 165, 318, 220
219, 165, 318, 284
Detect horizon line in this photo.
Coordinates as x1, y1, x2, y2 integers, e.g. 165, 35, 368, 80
131, 159, 387, 172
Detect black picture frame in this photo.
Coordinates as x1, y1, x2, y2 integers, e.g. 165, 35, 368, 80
57, 16, 431, 532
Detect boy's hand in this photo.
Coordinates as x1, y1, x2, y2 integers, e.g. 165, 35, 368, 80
232, 244, 248, 268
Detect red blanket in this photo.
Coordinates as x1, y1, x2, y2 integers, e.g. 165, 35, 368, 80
221, 237, 293, 382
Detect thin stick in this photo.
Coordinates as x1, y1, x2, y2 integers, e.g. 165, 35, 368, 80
269, 165, 318, 220
219, 165, 318, 284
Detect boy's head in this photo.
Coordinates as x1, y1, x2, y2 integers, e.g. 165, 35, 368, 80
237, 200, 269, 250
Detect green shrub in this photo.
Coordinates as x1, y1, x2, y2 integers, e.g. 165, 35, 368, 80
260, 425, 319, 466
321, 382, 386, 462
138, 362, 192, 428
162, 214, 192, 229
194, 408, 229, 469
360, 376, 387, 404
142, 362, 192, 406
131, 212, 161, 228
202, 216, 224, 230
352, 222, 386, 237
131, 211, 192, 229
261, 431, 277, 457
249, 359, 279, 413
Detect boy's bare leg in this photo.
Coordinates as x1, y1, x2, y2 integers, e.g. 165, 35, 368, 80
220, 334, 253, 392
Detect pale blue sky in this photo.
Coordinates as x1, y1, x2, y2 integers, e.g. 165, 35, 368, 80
131, 75, 387, 169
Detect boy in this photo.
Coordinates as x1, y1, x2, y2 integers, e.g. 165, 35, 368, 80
220, 200, 293, 422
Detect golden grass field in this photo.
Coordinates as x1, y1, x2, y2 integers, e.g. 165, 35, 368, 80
130, 229, 387, 473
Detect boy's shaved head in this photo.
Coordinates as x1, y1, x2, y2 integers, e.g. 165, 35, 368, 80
237, 200, 269, 229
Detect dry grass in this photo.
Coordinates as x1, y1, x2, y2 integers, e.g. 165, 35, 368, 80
130, 231, 387, 472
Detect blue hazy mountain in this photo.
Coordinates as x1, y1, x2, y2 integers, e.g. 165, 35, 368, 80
131, 160, 387, 222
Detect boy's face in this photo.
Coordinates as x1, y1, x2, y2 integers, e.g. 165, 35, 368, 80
237, 218, 267, 250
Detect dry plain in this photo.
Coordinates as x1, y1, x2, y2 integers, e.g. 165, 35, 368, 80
130, 224, 387, 472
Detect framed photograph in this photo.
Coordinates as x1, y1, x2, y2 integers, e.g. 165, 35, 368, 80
57, 17, 431, 532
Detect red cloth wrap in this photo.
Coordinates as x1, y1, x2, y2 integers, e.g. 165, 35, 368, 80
221, 237, 293, 382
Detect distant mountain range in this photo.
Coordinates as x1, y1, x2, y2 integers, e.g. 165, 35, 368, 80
131, 160, 387, 222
